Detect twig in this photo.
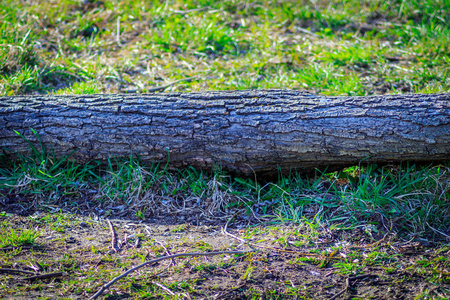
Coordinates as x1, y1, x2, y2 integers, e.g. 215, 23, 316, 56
212, 283, 246, 299
325, 270, 334, 277
107, 220, 119, 253
329, 274, 377, 300
0, 268, 36, 275
0, 245, 37, 251
154, 239, 171, 256
28, 261, 44, 273
116, 16, 122, 47
22, 272, 64, 281
89, 250, 253, 299
134, 237, 140, 249
172, 6, 210, 15
152, 281, 175, 296
154, 239, 175, 266
121, 76, 198, 93
296, 26, 321, 37
222, 212, 246, 244
426, 222, 450, 239
329, 277, 350, 300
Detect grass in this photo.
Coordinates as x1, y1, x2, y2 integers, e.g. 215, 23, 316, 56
0, 221, 40, 248
1, 137, 449, 239
0, 0, 449, 95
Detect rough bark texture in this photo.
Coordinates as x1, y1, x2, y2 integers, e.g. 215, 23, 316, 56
1, 90, 449, 175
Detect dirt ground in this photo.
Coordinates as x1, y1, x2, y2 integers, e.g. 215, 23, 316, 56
0, 197, 449, 300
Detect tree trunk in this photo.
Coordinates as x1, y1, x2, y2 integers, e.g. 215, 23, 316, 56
1, 90, 449, 175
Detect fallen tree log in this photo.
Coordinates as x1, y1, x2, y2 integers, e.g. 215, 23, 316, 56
1, 90, 449, 175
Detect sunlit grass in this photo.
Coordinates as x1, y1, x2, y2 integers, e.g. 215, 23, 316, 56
1, 131, 449, 240
0, 221, 40, 248
0, 0, 448, 95
1, 0, 449, 239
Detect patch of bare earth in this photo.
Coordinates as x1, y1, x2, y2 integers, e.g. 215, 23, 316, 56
0, 201, 449, 299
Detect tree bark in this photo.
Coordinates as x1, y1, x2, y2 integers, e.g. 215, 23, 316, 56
1, 90, 449, 175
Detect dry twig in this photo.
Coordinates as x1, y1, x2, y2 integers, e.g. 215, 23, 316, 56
0, 245, 37, 251
89, 250, 253, 299
107, 220, 120, 253
152, 281, 175, 296
134, 237, 140, 249
0, 268, 36, 275
329, 274, 377, 300
121, 76, 198, 93
22, 272, 64, 281
329, 276, 350, 300
154, 239, 175, 266
212, 283, 246, 299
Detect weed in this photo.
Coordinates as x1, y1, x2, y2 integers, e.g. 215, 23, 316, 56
54, 81, 101, 94
0, 222, 40, 248
135, 210, 145, 220
0, 130, 96, 197
29, 210, 80, 233
333, 258, 362, 275
171, 223, 188, 233
242, 262, 255, 280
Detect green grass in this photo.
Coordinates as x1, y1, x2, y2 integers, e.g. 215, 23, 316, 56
1, 132, 449, 240
0, 0, 449, 95
0, 221, 40, 248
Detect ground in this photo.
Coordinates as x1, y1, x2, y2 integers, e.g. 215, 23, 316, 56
0, 201, 448, 299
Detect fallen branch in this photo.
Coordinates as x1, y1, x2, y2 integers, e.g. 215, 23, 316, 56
89, 250, 253, 300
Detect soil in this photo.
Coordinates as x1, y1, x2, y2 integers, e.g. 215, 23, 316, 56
0, 197, 449, 299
